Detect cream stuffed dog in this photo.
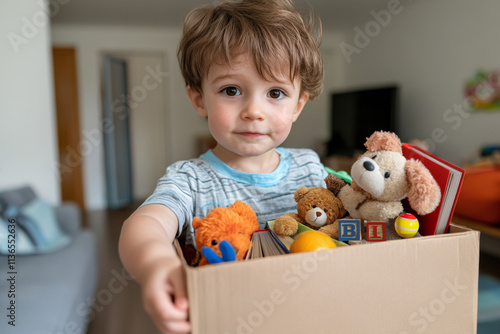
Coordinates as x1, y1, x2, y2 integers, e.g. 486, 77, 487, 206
326, 131, 441, 239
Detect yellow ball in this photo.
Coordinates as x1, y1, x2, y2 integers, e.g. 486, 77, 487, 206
395, 213, 419, 238
290, 231, 337, 253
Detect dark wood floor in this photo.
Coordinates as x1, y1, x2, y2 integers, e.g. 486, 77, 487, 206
84, 202, 160, 334
84, 204, 500, 334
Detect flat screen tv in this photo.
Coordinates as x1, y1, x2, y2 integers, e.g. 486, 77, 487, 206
327, 85, 399, 156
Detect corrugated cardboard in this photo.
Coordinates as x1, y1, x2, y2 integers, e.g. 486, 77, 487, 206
178, 224, 479, 334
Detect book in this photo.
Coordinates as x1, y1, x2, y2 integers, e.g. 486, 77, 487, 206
247, 228, 290, 259
402, 143, 466, 235
246, 221, 349, 259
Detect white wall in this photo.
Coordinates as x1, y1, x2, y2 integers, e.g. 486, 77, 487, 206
0, 0, 60, 204
121, 52, 169, 201
51, 25, 347, 209
51, 25, 203, 209
283, 32, 348, 153
330, 0, 500, 165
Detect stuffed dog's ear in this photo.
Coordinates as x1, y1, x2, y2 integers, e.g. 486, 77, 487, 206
365, 131, 402, 154
405, 159, 441, 215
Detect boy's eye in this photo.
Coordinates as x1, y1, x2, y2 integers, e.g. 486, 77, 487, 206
268, 89, 285, 99
222, 86, 241, 96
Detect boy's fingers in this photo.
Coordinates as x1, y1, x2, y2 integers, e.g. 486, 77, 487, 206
169, 266, 188, 306
144, 282, 186, 322
155, 291, 191, 334
142, 265, 190, 333
155, 286, 188, 320
174, 296, 189, 311
163, 319, 191, 334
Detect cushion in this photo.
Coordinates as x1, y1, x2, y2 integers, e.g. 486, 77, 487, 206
455, 165, 500, 223
0, 218, 37, 254
0, 199, 71, 254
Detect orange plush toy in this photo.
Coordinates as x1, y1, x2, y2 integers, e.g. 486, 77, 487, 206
193, 201, 259, 266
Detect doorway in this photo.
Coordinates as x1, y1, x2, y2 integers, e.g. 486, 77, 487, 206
52, 47, 85, 210
102, 55, 133, 209
101, 52, 169, 208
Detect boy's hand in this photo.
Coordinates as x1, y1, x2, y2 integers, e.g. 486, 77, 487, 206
142, 260, 191, 334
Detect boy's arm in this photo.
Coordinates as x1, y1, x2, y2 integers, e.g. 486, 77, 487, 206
119, 204, 191, 334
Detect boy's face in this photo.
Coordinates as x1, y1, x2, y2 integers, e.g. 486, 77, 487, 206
187, 53, 309, 164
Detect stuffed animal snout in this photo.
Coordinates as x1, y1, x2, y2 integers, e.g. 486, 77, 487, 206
305, 206, 328, 227
351, 150, 408, 201
351, 156, 385, 197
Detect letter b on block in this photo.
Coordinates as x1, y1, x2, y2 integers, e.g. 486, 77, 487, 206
338, 219, 362, 241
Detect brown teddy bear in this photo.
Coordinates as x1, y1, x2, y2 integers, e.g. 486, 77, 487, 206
273, 186, 346, 239
325, 131, 441, 240
193, 200, 259, 266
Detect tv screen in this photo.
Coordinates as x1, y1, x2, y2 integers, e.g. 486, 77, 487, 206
327, 85, 399, 156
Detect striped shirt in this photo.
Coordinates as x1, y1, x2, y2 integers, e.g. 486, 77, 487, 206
142, 148, 327, 247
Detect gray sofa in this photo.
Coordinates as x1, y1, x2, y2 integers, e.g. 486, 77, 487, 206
0, 186, 97, 334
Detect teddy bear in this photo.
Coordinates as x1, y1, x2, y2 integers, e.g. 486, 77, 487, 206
273, 186, 347, 239
325, 131, 441, 240
192, 200, 260, 266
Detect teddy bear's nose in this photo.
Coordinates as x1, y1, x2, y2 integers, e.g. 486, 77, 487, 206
363, 160, 375, 171
316, 211, 322, 217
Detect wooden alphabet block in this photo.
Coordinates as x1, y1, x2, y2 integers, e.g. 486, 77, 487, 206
338, 219, 362, 241
366, 221, 386, 242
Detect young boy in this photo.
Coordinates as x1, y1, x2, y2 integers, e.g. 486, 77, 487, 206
119, 0, 325, 333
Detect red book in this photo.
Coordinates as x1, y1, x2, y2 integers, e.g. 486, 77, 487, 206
402, 143, 466, 235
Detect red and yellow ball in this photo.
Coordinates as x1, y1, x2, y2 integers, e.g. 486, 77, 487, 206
394, 213, 419, 238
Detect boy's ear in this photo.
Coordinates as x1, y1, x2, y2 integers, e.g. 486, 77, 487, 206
292, 92, 309, 122
187, 86, 207, 117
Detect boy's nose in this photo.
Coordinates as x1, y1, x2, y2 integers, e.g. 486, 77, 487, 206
241, 100, 264, 120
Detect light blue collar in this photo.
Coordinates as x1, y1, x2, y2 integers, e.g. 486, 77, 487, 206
200, 148, 290, 187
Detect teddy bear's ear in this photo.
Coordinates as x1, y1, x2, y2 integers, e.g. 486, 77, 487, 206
365, 131, 402, 154
294, 187, 310, 203
405, 159, 441, 215
193, 217, 202, 230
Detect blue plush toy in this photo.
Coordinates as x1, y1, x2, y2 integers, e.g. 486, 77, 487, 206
201, 240, 236, 264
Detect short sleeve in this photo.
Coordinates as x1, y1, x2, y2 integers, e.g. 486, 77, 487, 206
141, 161, 196, 237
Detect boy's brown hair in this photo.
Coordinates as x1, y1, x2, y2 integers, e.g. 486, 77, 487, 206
178, 0, 323, 100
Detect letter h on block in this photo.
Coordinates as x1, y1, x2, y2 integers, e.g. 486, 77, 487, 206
366, 221, 386, 242
338, 219, 362, 242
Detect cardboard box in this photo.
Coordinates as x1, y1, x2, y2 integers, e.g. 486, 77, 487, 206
178, 224, 479, 333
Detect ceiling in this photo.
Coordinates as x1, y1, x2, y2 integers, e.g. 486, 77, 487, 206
51, 0, 400, 31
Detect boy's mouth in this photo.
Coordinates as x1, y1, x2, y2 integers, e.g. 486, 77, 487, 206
237, 132, 265, 138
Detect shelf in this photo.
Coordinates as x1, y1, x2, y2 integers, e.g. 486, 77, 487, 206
452, 215, 500, 239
